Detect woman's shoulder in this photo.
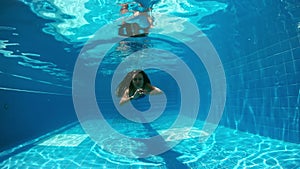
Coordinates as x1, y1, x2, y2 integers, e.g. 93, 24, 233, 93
145, 84, 162, 94
151, 86, 163, 94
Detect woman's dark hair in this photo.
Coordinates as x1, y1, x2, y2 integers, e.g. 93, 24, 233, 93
116, 69, 151, 97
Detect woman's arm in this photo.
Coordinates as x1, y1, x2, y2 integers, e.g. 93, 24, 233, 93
119, 89, 133, 105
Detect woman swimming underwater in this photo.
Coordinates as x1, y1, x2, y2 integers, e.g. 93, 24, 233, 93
116, 70, 162, 105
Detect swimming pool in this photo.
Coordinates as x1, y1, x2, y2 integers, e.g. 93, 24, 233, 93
1, 0, 299, 168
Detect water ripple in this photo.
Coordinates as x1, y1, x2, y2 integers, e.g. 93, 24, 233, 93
20, 0, 227, 45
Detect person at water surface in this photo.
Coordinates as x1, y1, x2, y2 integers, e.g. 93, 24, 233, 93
118, 0, 160, 37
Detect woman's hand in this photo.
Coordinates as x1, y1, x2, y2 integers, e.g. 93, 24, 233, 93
131, 88, 146, 99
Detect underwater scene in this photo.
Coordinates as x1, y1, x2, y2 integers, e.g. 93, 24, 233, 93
0, 0, 300, 168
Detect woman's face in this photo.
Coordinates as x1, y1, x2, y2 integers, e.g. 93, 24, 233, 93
132, 73, 144, 89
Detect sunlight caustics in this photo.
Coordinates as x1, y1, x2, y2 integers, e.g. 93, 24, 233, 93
1, 118, 299, 168
39, 134, 88, 147
0, 87, 71, 96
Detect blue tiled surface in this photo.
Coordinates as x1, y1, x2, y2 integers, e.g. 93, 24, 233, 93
1, 117, 300, 169
222, 36, 300, 143
199, 0, 300, 144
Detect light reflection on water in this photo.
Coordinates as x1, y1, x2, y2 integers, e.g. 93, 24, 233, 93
20, 0, 227, 44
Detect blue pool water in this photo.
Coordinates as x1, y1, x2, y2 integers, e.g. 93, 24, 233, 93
1, 0, 300, 168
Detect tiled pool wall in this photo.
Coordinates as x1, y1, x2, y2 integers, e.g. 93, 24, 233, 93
0, 89, 77, 151
204, 0, 300, 143
223, 36, 300, 143
0, 1, 79, 151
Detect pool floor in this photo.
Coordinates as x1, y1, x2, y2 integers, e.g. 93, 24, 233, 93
0, 115, 299, 169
